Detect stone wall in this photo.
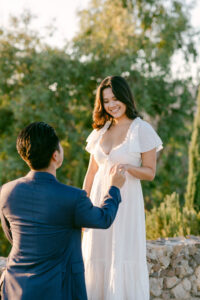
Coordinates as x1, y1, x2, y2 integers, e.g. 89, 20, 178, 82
147, 236, 200, 299
0, 236, 200, 299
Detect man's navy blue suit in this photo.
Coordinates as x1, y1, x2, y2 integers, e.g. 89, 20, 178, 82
0, 171, 121, 300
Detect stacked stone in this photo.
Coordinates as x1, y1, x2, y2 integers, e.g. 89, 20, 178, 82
147, 236, 200, 300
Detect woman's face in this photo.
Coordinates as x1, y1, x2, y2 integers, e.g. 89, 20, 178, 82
102, 88, 126, 119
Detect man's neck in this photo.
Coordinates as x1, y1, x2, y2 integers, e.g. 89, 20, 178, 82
31, 166, 56, 177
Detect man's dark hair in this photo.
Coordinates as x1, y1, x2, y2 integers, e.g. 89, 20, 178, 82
16, 122, 60, 170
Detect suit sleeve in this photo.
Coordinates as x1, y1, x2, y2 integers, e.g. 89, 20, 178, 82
0, 187, 13, 244
74, 186, 121, 229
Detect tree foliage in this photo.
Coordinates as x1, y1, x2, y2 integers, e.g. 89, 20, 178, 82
0, 13, 93, 189
185, 87, 200, 210
74, 0, 197, 70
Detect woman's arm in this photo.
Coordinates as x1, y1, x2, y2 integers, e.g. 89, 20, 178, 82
117, 148, 157, 181
83, 155, 99, 196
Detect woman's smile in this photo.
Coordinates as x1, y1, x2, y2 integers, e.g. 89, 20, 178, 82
108, 106, 120, 113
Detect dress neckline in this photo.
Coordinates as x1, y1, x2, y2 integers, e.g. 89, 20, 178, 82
99, 117, 139, 156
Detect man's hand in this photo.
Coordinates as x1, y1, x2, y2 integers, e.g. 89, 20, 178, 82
110, 164, 126, 189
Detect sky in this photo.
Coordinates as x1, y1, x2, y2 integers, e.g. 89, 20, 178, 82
0, 0, 199, 82
0, 0, 89, 46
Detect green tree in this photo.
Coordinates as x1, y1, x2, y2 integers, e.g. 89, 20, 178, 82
74, 0, 197, 69
0, 12, 93, 189
185, 87, 200, 210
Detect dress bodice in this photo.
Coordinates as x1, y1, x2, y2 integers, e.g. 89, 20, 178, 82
95, 133, 142, 168
86, 117, 162, 169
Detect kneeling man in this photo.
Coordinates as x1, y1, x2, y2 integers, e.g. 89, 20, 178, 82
0, 122, 125, 300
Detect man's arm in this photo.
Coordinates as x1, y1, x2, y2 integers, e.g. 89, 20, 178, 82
0, 187, 13, 244
0, 211, 12, 244
74, 186, 121, 229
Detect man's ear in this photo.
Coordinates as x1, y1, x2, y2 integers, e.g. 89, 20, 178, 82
52, 150, 59, 162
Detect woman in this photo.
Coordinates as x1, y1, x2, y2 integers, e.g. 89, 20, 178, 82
82, 76, 162, 299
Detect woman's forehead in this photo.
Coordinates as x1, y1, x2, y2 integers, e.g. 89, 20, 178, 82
103, 87, 114, 99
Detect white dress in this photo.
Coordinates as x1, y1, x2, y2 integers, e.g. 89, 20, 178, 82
82, 117, 163, 300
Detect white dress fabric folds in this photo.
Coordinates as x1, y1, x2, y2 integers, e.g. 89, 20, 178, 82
82, 117, 163, 300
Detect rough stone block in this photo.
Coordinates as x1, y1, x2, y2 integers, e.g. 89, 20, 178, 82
150, 278, 163, 297
164, 276, 180, 289
172, 282, 190, 299
182, 278, 192, 291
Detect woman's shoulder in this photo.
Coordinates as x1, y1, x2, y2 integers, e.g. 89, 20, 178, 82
86, 121, 111, 140
134, 117, 153, 128
130, 117, 157, 134
129, 117, 163, 153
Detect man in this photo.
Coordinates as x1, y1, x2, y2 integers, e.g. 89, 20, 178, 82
0, 122, 125, 300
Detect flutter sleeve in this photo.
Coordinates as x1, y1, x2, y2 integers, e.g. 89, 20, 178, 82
85, 121, 111, 154
85, 129, 100, 154
128, 119, 163, 153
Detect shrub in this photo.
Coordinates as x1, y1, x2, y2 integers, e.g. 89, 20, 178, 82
146, 192, 200, 240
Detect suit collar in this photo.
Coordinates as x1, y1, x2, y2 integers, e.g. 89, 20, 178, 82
26, 171, 57, 181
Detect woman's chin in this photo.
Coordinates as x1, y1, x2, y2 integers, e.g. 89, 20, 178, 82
109, 111, 122, 118
113, 113, 125, 120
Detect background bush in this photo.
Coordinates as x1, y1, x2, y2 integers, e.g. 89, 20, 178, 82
146, 192, 200, 239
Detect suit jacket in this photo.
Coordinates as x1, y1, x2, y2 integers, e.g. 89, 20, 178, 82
0, 171, 121, 300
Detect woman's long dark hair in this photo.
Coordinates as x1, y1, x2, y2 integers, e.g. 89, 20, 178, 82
92, 76, 139, 129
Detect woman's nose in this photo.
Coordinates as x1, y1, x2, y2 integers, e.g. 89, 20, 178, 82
109, 101, 116, 107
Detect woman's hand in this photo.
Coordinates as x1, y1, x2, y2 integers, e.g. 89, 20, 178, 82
110, 164, 130, 174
